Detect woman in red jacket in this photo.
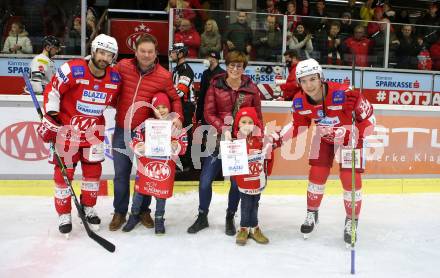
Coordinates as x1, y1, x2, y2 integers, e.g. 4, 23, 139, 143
187, 51, 262, 236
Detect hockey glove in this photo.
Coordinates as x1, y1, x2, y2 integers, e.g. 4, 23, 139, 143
37, 113, 61, 143
343, 90, 360, 115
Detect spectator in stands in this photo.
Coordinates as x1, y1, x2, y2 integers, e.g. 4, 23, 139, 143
68, 17, 81, 54
264, 0, 281, 14
299, 0, 310, 16
223, 11, 253, 55
342, 25, 373, 67
86, 7, 97, 42
342, 0, 360, 20
2, 21, 33, 54
286, 1, 301, 34
383, 2, 396, 22
199, 19, 221, 58
396, 10, 410, 24
339, 12, 355, 41
360, 0, 375, 26
307, 0, 328, 33
287, 23, 313, 60
316, 21, 343, 65
367, 5, 384, 36
165, 0, 196, 28
254, 15, 283, 62
279, 49, 301, 101
429, 37, 440, 70
417, 2, 440, 46
174, 18, 201, 58
371, 18, 398, 67
395, 24, 423, 69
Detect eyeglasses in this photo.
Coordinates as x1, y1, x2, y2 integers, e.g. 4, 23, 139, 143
227, 63, 244, 70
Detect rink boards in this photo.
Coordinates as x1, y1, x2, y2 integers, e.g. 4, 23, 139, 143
0, 96, 439, 194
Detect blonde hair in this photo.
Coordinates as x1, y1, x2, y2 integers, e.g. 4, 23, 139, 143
203, 19, 219, 34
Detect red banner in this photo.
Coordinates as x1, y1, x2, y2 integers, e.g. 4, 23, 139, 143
109, 19, 169, 56
134, 156, 176, 199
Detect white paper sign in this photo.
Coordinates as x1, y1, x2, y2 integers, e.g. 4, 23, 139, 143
145, 120, 172, 157
220, 139, 249, 176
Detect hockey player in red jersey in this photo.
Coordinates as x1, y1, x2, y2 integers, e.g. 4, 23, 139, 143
285, 58, 375, 244
37, 34, 121, 235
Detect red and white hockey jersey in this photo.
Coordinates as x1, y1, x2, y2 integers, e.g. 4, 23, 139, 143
290, 82, 375, 146
43, 58, 121, 146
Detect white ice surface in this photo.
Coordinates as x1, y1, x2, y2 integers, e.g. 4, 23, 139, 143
0, 193, 439, 278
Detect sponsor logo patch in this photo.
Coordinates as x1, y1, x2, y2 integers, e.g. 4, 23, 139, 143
76, 101, 106, 116
105, 84, 118, 89
72, 66, 85, 78
332, 90, 345, 104
293, 98, 303, 110
82, 90, 107, 104
110, 71, 120, 83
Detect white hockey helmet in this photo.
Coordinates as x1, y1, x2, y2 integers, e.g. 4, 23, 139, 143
295, 58, 323, 80
91, 34, 118, 62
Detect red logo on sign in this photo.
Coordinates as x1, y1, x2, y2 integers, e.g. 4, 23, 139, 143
0, 122, 49, 161
413, 80, 420, 89
343, 77, 351, 85
70, 116, 98, 131
249, 161, 263, 175
144, 161, 171, 181
127, 31, 151, 52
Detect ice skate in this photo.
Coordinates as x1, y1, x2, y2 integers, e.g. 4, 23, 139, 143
301, 210, 319, 239
344, 217, 358, 247
59, 213, 72, 238
82, 206, 101, 231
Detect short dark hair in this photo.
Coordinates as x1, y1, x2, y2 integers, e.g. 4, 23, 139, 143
283, 49, 299, 59
135, 33, 158, 50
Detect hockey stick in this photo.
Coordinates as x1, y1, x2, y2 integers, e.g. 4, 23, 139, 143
23, 74, 116, 253
350, 55, 357, 274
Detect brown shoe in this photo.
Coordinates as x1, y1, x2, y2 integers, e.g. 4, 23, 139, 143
249, 226, 269, 244
139, 212, 154, 228
235, 227, 249, 246
109, 213, 126, 231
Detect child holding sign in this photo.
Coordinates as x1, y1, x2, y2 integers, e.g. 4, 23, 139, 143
231, 107, 279, 246
123, 93, 188, 234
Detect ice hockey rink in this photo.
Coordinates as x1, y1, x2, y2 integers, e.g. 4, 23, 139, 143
1, 190, 439, 278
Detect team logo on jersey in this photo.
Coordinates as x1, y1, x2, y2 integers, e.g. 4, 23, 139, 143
293, 98, 303, 110
317, 110, 325, 118
72, 66, 85, 78
70, 116, 99, 131
82, 90, 107, 104
110, 72, 120, 83
143, 161, 171, 181
76, 101, 106, 116
93, 85, 99, 90
332, 90, 345, 104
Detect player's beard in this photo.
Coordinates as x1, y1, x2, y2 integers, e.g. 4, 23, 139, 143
92, 56, 109, 70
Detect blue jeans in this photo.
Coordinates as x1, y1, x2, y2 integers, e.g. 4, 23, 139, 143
198, 154, 240, 214
240, 193, 260, 228
131, 192, 165, 217
112, 126, 151, 214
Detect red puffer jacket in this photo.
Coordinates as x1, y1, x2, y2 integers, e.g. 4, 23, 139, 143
115, 59, 183, 130
204, 73, 262, 133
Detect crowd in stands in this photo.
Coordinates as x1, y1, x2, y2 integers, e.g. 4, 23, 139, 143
2, 0, 440, 70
